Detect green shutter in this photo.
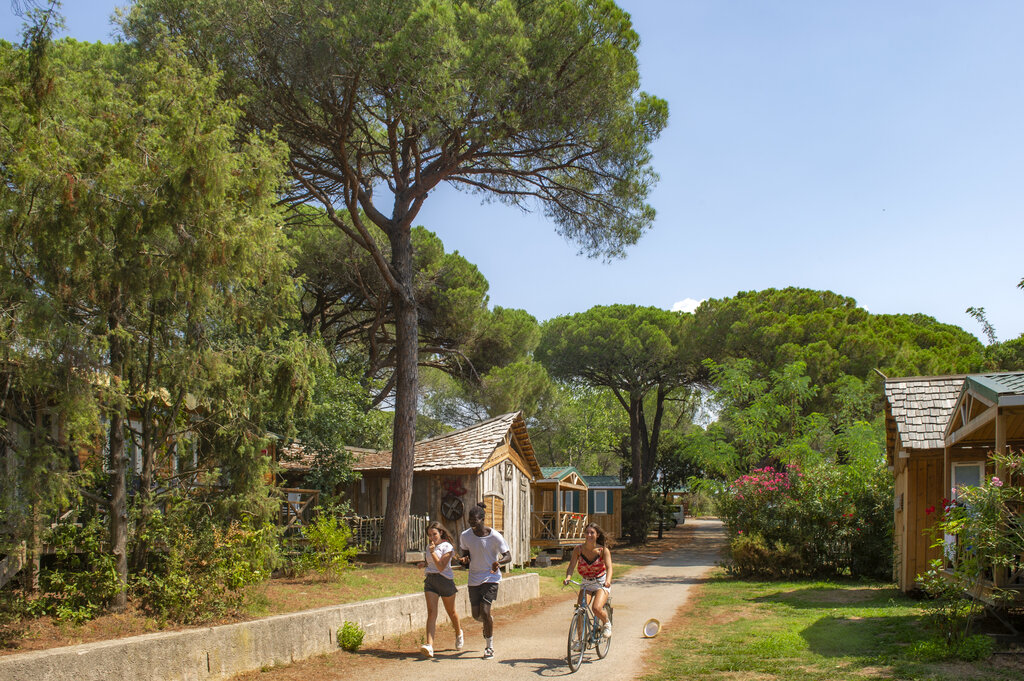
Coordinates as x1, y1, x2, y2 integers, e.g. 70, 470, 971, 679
588, 490, 594, 513
573, 490, 580, 512
608, 490, 614, 515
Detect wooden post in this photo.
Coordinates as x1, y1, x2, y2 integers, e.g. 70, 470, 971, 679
995, 407, 1007, 480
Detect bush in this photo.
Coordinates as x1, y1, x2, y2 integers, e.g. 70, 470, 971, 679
29, 517, 121, 624
132, 498, 280, 623
728, 533, 802, 579
338, 620, 365, 651
716, 458, 892, 579
293, 507, 361, 578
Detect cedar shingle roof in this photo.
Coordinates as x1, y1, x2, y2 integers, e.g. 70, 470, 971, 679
884, 375, 965, 451
282, 412, 541, 478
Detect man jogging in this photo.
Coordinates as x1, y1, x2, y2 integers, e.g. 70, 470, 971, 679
458, 501, 511, 660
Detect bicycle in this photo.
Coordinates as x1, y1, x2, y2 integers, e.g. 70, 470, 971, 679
564, 579, 613, 672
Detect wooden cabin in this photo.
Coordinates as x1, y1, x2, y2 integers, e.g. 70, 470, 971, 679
885, 375, 965, 592
532, 466, 590, 550
886, 372, 1024, 597
583, 475, 624, 541
339, 412, 541, 567
942, 373, 1024, 602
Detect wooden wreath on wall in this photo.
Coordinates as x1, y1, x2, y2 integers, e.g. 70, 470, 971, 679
441, 494, 465, 521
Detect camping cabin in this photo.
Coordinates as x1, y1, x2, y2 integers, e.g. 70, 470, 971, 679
342, 412, 541, 567
886, 372, 1024, 597
532, 466, 590, 550
582, 475, 624, 540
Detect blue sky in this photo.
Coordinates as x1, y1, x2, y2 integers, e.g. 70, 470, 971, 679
4, 1, 1023, 343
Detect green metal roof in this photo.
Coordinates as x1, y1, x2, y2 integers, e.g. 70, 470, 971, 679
582, 475, 624, 488
964, 372, 1024, 404
540, 466, 582, 481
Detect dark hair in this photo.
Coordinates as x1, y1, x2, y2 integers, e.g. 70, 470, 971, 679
583, 522, 609, 547
468, 501, 487, 522
426, 521, 452, 543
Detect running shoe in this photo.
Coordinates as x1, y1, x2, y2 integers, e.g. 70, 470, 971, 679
419, 643, 433, 658
603, 622, 612, 638
455, 630, 464, 650
483, 646, 494, 659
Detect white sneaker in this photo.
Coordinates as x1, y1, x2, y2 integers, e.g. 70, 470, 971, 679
419, 643, 433, 658
602, 623, 612, 638
483, 646, 494, 659
455, 630, 464, 650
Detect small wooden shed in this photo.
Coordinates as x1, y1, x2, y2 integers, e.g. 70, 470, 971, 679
582, 475, 624, 540
345, 412, 541, 567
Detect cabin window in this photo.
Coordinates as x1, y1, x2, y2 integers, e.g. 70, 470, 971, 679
563, 490, 577, 512
952, 462, 984, 498
381, 478, 389, 514
592, 490, 607, 514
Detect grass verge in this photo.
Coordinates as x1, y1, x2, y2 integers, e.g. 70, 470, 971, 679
643, 573, 1023, 681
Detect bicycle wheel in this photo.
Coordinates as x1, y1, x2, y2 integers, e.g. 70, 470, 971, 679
596, 603, 613, 658
567, 609, 587, 672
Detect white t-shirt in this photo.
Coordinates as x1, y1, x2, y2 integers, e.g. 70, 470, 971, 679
424, 540, 455, 580
459, 527, 510, 586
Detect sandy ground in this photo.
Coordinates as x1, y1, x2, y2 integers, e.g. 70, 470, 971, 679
235, 518, 727, 681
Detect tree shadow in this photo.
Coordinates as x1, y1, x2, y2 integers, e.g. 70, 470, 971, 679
799, 613, 923, 657
753, 584, 909, 610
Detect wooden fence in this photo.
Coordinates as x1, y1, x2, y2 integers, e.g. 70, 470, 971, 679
345, 514, 429, 554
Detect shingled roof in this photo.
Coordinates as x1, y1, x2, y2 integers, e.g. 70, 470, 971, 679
884, 375, 966, 452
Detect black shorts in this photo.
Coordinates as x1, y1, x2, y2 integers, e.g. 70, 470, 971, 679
424, 573, 457, 598
468, 582, 499, 607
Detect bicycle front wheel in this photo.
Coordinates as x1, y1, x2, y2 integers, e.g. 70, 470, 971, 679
567, 610, 587, 672
596, 603, 613, 659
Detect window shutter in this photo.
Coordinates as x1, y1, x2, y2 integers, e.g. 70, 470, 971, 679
573, 491, 580, 513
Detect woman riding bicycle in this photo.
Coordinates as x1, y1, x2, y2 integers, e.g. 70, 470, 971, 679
562, 522, 613, 638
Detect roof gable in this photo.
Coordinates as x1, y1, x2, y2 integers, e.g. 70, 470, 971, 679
884, 375, 965, 453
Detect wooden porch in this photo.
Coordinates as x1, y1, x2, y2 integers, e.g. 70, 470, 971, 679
530, 511, 589, 550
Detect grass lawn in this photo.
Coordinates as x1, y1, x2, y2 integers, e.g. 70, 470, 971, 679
643, 573, 1024, 681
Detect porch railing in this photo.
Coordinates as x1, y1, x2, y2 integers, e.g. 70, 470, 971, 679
531, 511, 588, 542
280, 488, 319, 531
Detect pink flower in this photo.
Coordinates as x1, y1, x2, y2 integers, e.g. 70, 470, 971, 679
991, 476, 1003, 488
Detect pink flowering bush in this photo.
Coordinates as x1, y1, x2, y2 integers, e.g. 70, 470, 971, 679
717, 459, 892, 579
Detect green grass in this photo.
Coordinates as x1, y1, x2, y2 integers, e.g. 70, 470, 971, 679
643, 574, 1018, 681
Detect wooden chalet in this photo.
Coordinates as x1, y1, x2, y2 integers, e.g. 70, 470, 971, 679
532, 466, 589, 550
583, 475, 624, 541
886, 372, 1024, 599
340, 412, 541, 567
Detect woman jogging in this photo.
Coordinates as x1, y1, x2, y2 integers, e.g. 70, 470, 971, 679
458, 502, 511, 660
562, 522, 613, 638
417, 522, 464, 658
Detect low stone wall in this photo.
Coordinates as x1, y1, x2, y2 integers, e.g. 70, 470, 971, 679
0, 573, 539, 681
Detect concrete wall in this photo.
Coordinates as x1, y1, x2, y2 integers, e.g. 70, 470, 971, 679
0, 573, 539, 681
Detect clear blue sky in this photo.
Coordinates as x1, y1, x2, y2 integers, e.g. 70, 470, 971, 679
4, 1, 1023, 342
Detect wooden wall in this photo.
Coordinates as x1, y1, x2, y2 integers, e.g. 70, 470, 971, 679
588, 489, 622, 540
894, 451, 944, 591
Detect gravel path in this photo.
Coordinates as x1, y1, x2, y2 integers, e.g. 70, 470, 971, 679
235, 518, 726, 681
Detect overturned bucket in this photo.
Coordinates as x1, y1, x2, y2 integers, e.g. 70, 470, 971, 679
642, 618, 661, 638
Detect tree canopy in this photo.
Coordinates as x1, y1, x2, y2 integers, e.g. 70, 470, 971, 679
125, 0, 668, 561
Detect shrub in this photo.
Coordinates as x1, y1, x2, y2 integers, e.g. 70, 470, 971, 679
338, 620, 365, 651
716, 458, 892, 579
132, 498, 280, 623
30, 516, 120, 624
294, 507, 361, 578
728, 533, 803, 579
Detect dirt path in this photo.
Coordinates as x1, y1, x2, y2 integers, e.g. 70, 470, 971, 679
235, 518, 726, 681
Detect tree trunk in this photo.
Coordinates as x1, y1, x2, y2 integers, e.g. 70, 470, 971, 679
628, 393, 643, 490
379, 225, 417, 563
108, 302, 129, 612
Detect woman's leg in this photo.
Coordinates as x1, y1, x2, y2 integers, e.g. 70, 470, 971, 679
441, 593, 462, 634
424, 590, 440, 646
590, 588, 609, 625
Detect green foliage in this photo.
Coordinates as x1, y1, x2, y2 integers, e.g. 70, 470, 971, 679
294, 509, 362, 579
716, 456, 893, 579
338, 621, 365, 652
28, 517, 120, 624
132, 499, 280, 623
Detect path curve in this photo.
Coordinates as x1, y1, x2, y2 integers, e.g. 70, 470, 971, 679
263, 518, 725, 681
